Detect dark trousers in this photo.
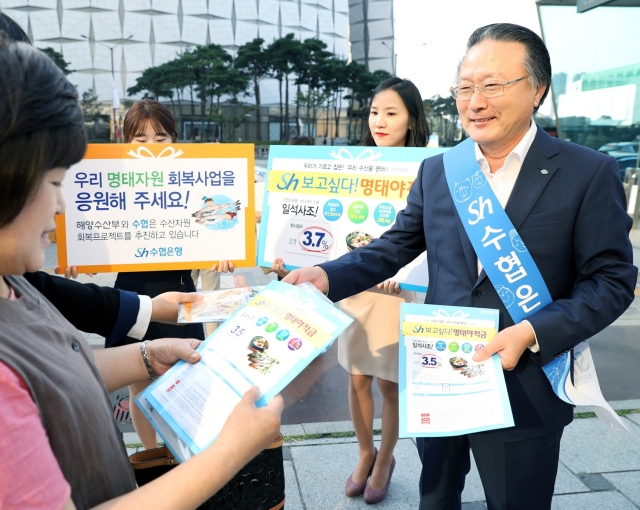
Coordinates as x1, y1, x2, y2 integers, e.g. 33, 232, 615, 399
417, 429, 563, 510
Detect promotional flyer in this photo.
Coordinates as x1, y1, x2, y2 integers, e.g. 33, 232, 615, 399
399, 303, 514, 437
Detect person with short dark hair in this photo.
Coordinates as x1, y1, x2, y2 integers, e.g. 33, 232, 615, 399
285, 23, 636, 509
0, 11, 202, 345
0, 33, 283, 510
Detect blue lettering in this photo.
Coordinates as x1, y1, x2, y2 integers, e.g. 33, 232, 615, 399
276, 172, 299, 191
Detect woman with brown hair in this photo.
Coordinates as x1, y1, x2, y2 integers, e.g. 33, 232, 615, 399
114, 99, 205, 450
123, 99, 178, 144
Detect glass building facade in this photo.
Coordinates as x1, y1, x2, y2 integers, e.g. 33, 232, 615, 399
349, 0, 395, 74
0, 0, 351, 107
537, 0, 640, 170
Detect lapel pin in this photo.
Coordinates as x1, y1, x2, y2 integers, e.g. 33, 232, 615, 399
540, 169, 548, 175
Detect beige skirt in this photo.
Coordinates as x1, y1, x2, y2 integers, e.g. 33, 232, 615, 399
337, 287, 418, 383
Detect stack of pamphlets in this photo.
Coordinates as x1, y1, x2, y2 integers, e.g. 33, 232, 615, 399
139, 280, 353, 462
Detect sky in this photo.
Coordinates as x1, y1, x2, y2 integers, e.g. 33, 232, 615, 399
394, 0, 541, 99
394, 0, 640, 121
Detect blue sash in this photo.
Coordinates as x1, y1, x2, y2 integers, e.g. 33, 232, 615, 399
443, 138, 571, 403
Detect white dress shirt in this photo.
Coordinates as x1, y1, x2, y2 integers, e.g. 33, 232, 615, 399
473, 120, 540, 352
128, 295, 152, 340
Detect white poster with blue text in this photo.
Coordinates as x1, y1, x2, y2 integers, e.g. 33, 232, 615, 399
399, 303, 514, 437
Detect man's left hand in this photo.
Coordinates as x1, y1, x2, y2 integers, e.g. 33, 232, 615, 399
145, 337, 202, 376
472, 322, 535, 371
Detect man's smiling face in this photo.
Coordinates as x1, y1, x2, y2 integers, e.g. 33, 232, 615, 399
456, 39, 545, 155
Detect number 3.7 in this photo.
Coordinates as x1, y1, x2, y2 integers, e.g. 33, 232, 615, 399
301, 230, 325, 248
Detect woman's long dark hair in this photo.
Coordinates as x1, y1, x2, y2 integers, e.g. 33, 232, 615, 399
360, 77, 430, 148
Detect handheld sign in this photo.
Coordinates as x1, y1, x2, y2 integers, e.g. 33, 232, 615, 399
57, 143, 255, 273
258, 145, 448, 291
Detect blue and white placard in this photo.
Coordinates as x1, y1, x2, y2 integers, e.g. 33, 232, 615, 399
258, 145, 448, 291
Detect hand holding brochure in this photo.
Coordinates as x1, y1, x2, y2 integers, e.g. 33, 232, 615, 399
399, 304, 514, 437
138, 281, 353, 462
178, 286, 264, 323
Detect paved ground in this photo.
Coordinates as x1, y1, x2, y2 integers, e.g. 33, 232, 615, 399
122, 402, 640, 509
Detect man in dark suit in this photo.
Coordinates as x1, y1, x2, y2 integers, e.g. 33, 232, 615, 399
284, 24, 637, 509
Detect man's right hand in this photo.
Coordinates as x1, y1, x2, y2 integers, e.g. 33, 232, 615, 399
282, 266, 329, 294
151, 292, 203, 324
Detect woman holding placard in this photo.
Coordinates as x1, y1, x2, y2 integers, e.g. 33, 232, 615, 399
114, 100, 206, 450
336, 77, 429, 504
272, 78, 429, 503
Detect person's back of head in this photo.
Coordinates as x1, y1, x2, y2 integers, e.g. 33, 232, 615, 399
0, 32, 86, 229
123, 99, 178, 143
287, 136, 312, 145
0, 13, 30, 43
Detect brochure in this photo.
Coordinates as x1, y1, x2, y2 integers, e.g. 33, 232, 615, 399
399, 303, 514, 437
138, 280, 353, 462
178, 286, 264, 323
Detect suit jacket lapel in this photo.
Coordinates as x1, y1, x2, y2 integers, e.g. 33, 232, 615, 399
473, 126, 560, 288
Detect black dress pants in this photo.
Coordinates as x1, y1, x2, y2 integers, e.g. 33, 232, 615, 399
417, 429, 563, 510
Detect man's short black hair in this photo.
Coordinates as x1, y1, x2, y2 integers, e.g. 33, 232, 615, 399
464, 23, 552, 114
